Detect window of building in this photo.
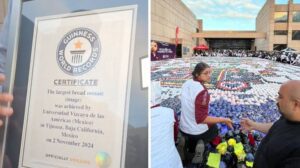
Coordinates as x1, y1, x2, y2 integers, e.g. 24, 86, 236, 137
274, 12, 288, 23
293, 11, 300, 22
292, 30, 300, 40
273, 44, 287, 51
274, 30, 288, 35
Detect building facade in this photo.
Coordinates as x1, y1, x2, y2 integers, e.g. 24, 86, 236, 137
256, 0, 300, 51
191, 0, 300, 52
151, 0, 199, 58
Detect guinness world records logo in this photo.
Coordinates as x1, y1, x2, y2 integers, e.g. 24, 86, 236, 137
57, 28, 101, 76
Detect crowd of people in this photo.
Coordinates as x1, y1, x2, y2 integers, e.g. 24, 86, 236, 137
194, 49, 300, 66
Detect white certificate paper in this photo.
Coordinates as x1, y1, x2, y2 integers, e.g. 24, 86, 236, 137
19, 6, 136, 168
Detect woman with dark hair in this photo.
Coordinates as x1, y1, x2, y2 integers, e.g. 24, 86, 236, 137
179, 62, 233, 164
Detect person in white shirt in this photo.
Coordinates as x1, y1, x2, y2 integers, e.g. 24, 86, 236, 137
179, 62, 232, 164
151, 81, 183, 168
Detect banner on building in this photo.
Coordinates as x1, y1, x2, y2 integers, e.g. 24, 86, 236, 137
18, 5, 137, 168
151, 40, 176, 61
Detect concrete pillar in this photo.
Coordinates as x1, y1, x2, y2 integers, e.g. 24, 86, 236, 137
287, 0, 293, 48
197, 20, 203, 46
268, 0, 275, 51
197, 20, 203, 32
251, 40, 255, 51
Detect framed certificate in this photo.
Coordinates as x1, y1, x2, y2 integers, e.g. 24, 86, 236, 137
0, 0, 148, 167
17, 6, 137, 168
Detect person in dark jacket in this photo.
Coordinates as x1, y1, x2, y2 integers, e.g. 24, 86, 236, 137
241, 80, 300, 168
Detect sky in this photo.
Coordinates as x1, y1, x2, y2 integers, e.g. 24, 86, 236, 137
182, 0, 300, 30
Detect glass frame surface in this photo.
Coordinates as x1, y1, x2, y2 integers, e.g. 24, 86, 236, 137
1, 0, 148, 167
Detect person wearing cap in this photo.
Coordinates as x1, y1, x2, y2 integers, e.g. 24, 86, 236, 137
241, 80, 300, 168
151, 81, 183, 168
179, 62, 233, 164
